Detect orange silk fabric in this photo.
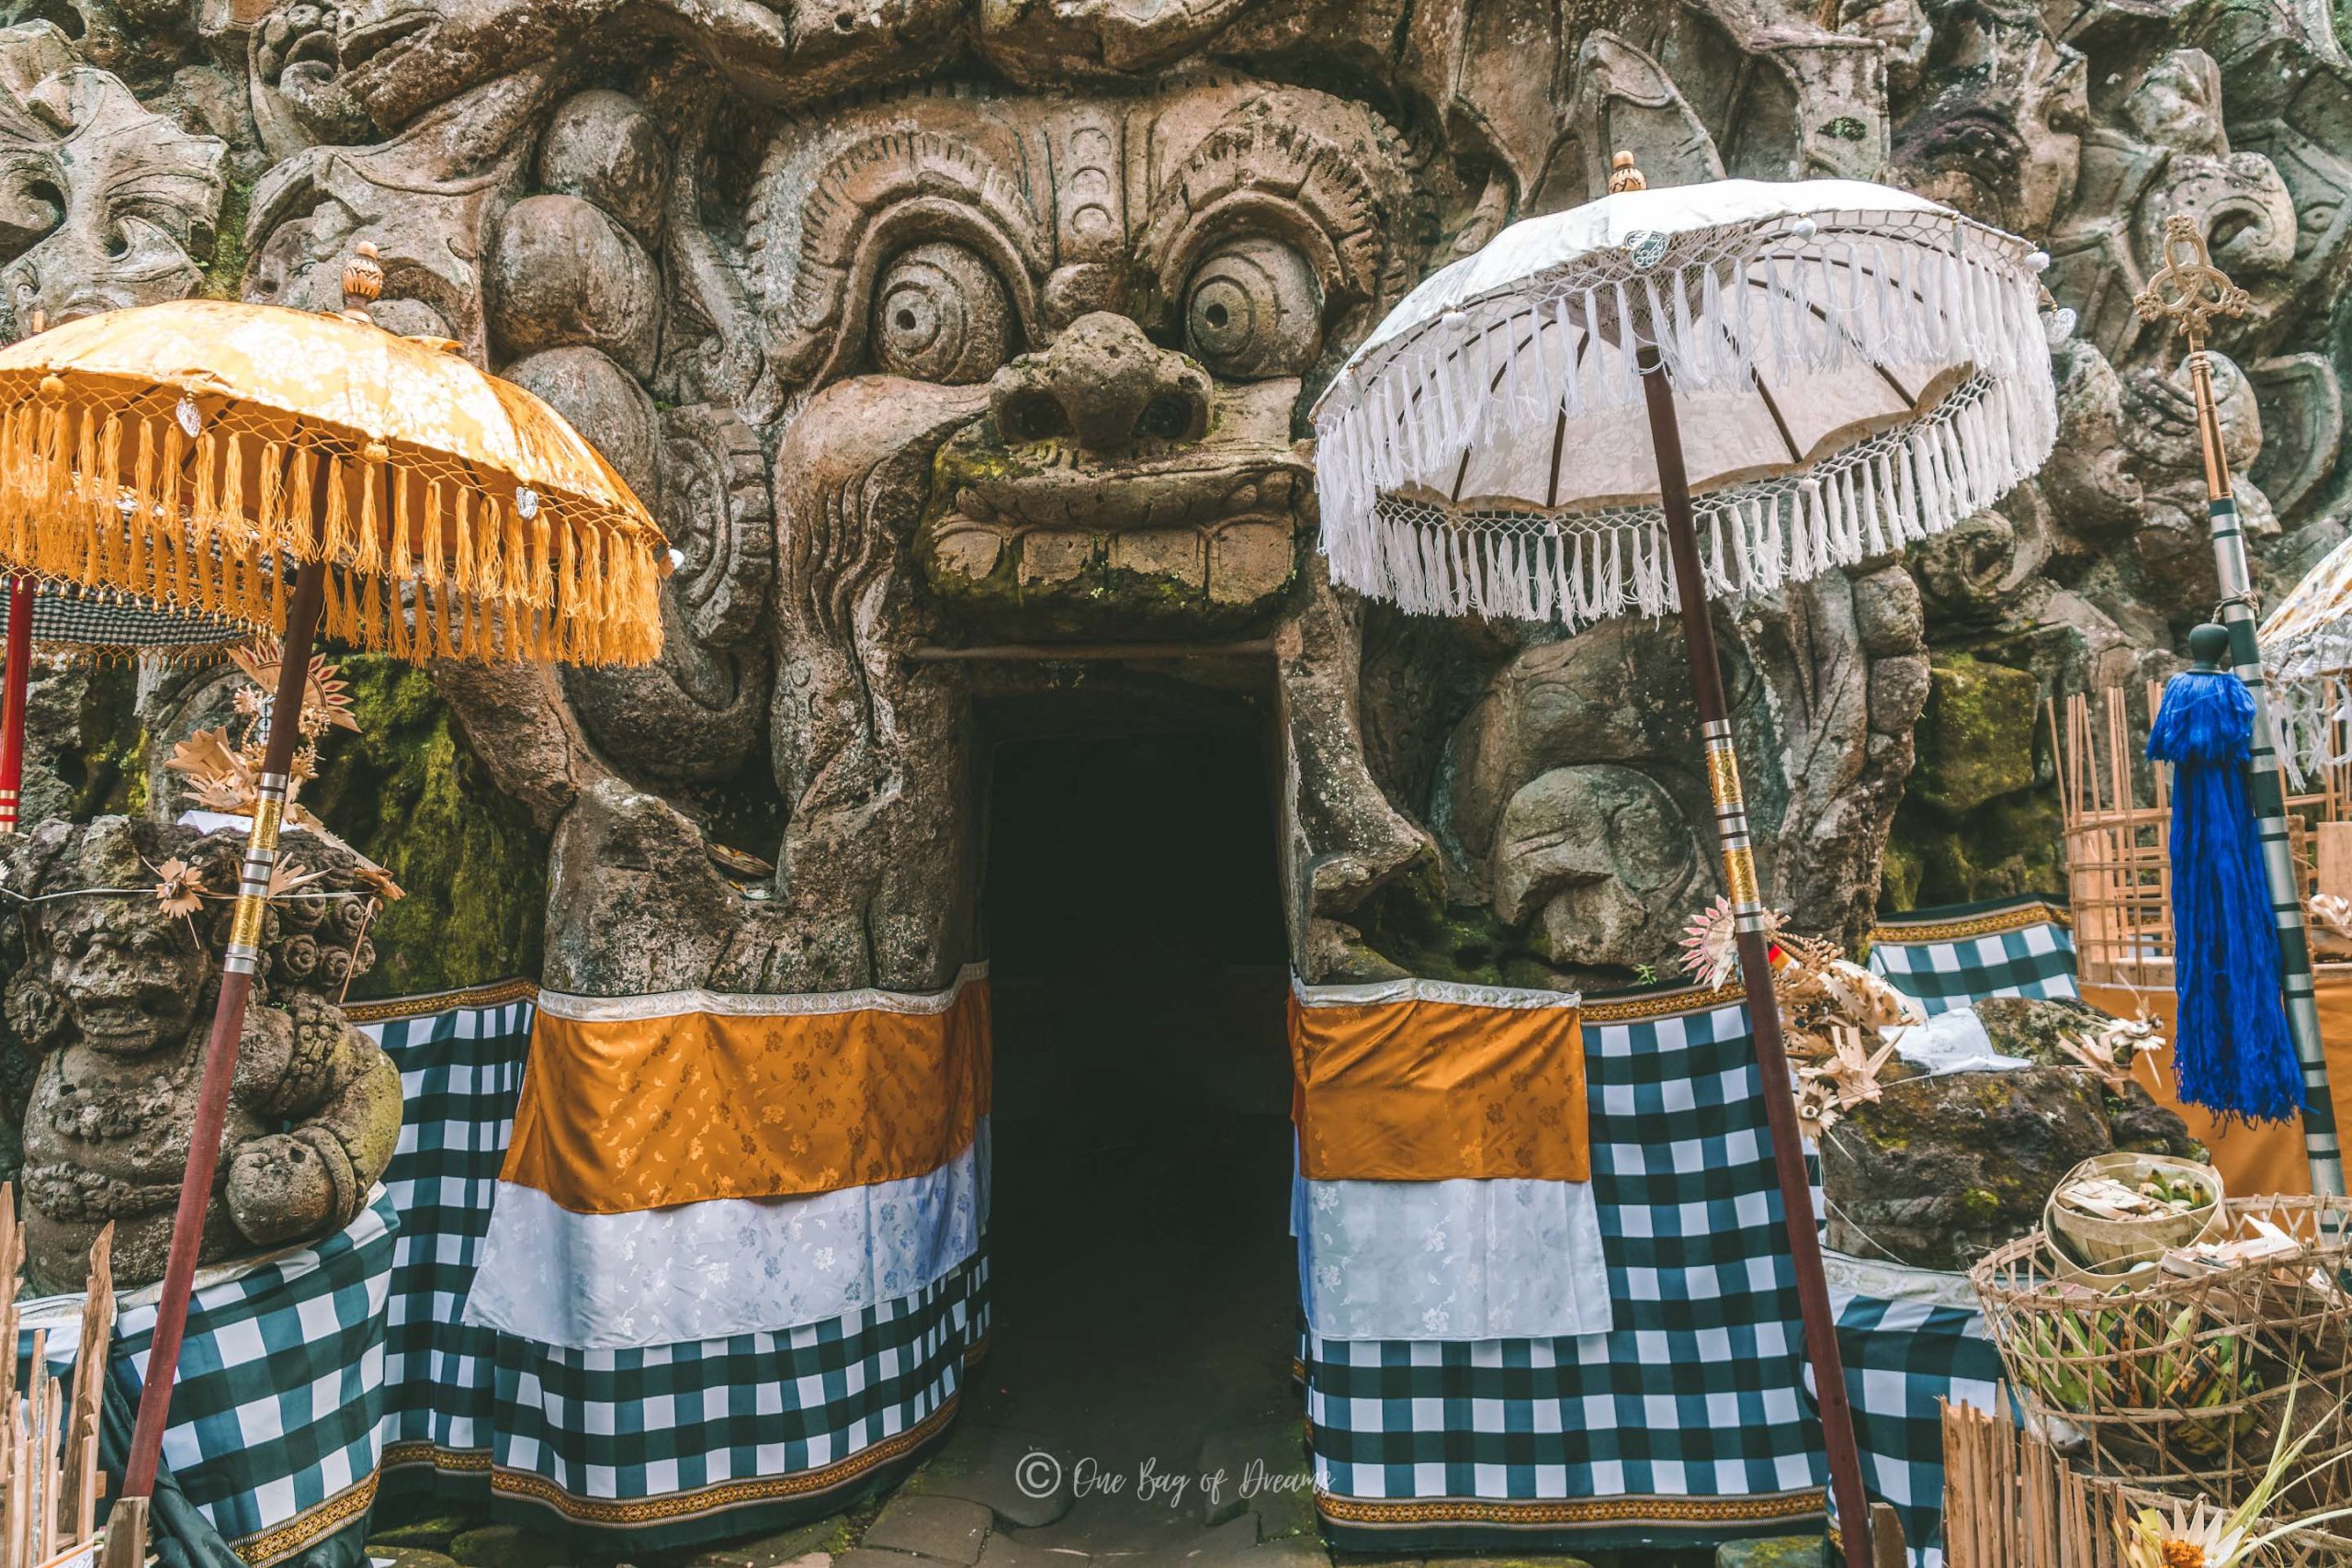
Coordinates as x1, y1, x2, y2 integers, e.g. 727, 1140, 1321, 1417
1288, 987, 1589, 1182
2086, 969, 2352, 1201
501, 976, 990, 1214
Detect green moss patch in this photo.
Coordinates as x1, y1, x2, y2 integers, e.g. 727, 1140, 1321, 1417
1911, 654, 2037, 814
301, 658, 548, 997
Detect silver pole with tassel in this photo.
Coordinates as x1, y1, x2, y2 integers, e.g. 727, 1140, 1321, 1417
2134, 213, 2339, 1195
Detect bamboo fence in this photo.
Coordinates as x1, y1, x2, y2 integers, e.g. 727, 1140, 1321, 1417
2052, 682, 2349, 987
0, 1191, 115, 1568
1943, 1396, 2352, 1566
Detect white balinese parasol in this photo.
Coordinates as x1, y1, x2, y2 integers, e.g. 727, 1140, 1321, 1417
1311, 157, 2060, 1568
1314, 172, 2055, 626
2261, 530, 2352, 781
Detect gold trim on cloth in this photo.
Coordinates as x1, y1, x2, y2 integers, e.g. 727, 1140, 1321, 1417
1869, 900, 2068, 944
232, 1470, 380, 1566
1315, 1488, 1827, 1529
1288, 978, 1589, 1182
1577, 982, 1745, 1023
341, 976, 539, 1022
500, 966, 991, 1213
490, 1397, 958, 1525
380, 1440, 493, 1474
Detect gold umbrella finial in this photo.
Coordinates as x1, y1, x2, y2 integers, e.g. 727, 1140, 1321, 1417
2132, 213, 2248, 350
1610, 151, 1646, 194
341, 242, 384, 322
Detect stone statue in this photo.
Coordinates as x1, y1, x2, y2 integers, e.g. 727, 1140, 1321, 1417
0, 0, 2333, 1000
4, 818, 402, 1292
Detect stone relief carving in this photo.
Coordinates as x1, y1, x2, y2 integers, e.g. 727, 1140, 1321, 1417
0, 0, 2331, 998
0, 21, 224, 334
3, 818, 402, 1291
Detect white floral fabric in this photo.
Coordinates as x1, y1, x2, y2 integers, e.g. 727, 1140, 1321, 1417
465, 1122, 988, 1349
1292, 1156, 1612, 1341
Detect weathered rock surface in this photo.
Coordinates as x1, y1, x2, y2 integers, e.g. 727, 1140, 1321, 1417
900, 1424, 1076, 1529
862, 1497, 993, 1565
0, 0, 2329, 1007
447, 1525, 567, 1568
1822, 1006, 2201, 1271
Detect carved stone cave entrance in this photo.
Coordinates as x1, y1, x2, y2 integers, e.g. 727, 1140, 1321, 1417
967, 684, 1305, 1549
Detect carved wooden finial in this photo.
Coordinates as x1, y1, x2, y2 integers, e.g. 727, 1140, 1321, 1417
1609, 151, 1646, 194
341, 242, 384, 321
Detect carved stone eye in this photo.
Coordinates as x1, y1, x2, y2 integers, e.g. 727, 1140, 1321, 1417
870, 241, 1013, 384
1183, 238, 1322, 379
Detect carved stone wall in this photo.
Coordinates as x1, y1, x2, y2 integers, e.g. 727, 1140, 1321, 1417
1, 0, 2346, 992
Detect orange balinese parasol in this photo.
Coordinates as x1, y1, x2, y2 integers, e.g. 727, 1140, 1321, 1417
0, 249, 668, 1523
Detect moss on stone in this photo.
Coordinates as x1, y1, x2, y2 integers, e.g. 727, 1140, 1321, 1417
1883, 651, 2064, 913
52, 660, 144, 819
201, 175, 254, 303
301, 657, 548, 998
1350, 857, 1517, 987
1911, 654, 2038, 813
1884, 784, 2064, 911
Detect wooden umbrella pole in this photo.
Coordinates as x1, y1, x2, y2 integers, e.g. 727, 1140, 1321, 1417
0, 576, 33, 833
1637, 345, 1873, 1568
119, 553, 328, 1501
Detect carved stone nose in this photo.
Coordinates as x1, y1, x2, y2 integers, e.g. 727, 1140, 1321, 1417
989, 311, 1211, 452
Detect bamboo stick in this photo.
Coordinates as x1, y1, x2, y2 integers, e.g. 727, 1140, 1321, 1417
62, 1227, 111, 1547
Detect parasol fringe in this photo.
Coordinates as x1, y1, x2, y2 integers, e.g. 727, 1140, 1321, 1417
74, 412, 101, 582
498, 500, 528, 606
0, 398, 663, 666
388, 473, 414, 660
0, 409, 19, 566
421, 481, 445, 595
93, 416, 122, 582
360, 570, 381, 649
322, 455, 352, 576
188, 432, 219, 611
1334, 367, 2041, 626
452, 490, 475, 659
1317, 230, 2052, 596
256, 439, 285, 586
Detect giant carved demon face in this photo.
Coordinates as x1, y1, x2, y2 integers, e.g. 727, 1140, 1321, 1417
749, 81, 1429, 638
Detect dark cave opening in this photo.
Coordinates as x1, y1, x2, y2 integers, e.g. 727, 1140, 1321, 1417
967, 701, 1308, 1549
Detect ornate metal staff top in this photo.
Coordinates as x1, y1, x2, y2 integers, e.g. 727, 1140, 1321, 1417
2134, 213, 2250, 351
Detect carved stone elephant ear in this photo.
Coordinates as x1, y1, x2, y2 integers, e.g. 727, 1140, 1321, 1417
0, 22, 224, 335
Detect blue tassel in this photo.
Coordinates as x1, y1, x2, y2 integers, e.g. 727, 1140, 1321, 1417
2147, 670, 2304, 1123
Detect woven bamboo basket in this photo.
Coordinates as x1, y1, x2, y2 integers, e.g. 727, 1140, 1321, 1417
2045, 1152, 2223, 1281
1971, 1195, 2352, 1523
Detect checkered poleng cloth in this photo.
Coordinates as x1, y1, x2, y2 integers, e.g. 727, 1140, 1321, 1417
362, 991, 990, 1551
1305, 998, 1825, 1548
14, 1193, 399, 1566
1864, 897, 2079, 1015
1816, 1291, 2006, 1568
1304, 991, 2011, 1566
